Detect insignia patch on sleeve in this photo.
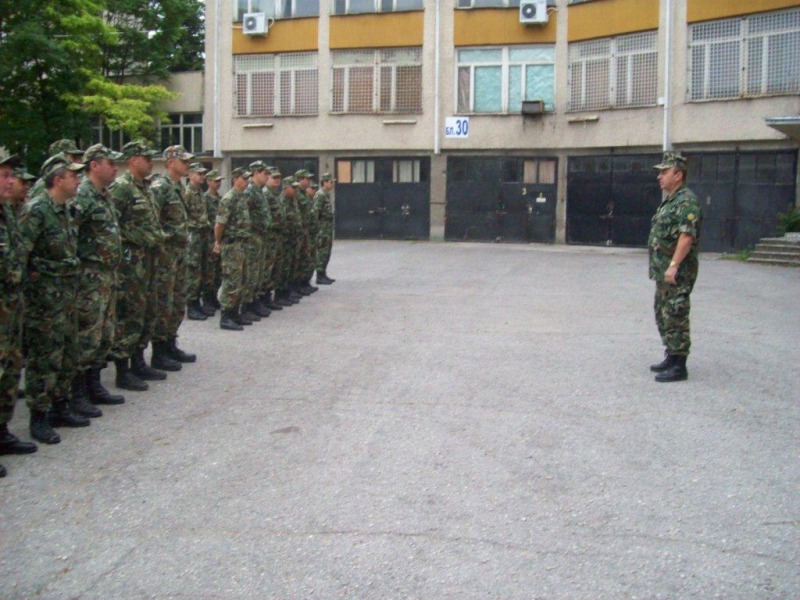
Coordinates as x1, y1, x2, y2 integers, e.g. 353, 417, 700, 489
687, 213, 695, 221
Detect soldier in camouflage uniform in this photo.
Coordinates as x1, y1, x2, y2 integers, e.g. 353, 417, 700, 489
203, 170, 224, 314
261, 168, 285, 312
648, 152, 702, 383
184, 162, 210, 321
19, 156, 90, 445
28, 139, 85, 201
109, 142, 166, 392
275, 176, 303, 306
314, 173, 336, 285
150, 145, 196, 370
0, 154, 38, 477
214, 167, 252, 331
240, 161, 272, 321
293, 169, 318, 296
9, 167, 36, 208
71, 145, 126, 418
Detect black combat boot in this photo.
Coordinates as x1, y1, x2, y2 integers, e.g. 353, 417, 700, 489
115, 358, 150, 390
86, 367, 125, 405
316, 270, 334, 285
649, 353, 675, 372
655, 355, 688, 383
253, 298, 271, 318
220, 309, 244, 331
0, 463, 5, 477
49, 400, 91, 428
205, 292, 221, 310
151, 341, 182, 371
30, 410, 60, 444
186, 299, 207, 321
131, 349, 167, 381
323, 270, 335, 283
235, 306, 253, 326
201, 294, 217, 316
167, 336, 196, 363
0, 423, 37, 455
242, 305, 261, 322
264, 291, 283, 311
275, 290, 294, 307
293, 283, 311, 296
304, 278, 319, 293
70, 373, 102, 418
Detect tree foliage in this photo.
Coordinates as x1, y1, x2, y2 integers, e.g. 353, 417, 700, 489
0, 0, 202, 168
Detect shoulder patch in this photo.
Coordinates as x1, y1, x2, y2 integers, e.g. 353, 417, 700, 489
687, 213, 696, 222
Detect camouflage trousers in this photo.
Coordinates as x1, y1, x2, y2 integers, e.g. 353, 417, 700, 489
316, 221, 334, 271
25, 275, 78, 412
76, 266, 117, 370
112, 246, 158, 360
654, 280, 695, 356
278, 232, 296, 290
267, 232, 284, 293
186, 227, 214, 302
0, 292, 23, 425
218, 241, 247, 310
292, 229, 310, 283
259, 232, 279, 296
304, 224, 319, 280
154, 244, 187, 342
204, 236, 221, 299
244, 236, 265, 304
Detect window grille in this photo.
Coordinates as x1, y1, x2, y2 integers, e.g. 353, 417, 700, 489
689, 8, 800, 101
331, 48, 422, 114
236, 0, 319, 21
332, 0, 422, 16
160, 113, 204, 154
86, 118, 131, 153
456, 46, 555, 114
234, 53, 318, 117
568, 31, 657, 111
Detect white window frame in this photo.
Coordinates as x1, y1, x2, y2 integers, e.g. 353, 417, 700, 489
455, 45, 556, 114
234, 53, 319, 117
236, 0, 319, 21
331, 0, 423, 16
87, 118, 130, 153
160, 113, 203, 154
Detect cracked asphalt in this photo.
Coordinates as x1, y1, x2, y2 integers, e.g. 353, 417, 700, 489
1, 240, 798, 599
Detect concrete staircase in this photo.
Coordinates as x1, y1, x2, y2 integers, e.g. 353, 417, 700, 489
747, 234, 800, 267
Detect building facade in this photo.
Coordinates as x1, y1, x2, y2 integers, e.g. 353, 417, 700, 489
203, 0, 800, 251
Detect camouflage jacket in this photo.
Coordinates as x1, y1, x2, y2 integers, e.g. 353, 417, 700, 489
184, 182, 210, 231
72, 178, 122, 269
648, 184, 702, 282
150, 174, 189, 247
109, 172, 165, 250
0, 203, 24, 292
263, 185, 285, 232
18, 194, 80, 279
278, 192, 301, 236
204, 190, 221, 225
243, 182, 271, 235
313, 189, 333, 224
216, 188, 251, 243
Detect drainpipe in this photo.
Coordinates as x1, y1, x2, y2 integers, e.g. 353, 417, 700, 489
434, 0, 441, 155
662, 0, 672, 152
213, 0, 221, 158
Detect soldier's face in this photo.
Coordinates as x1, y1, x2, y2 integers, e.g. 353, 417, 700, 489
173, 158, 190, 177
58, 170, 81, 197
94, 158, 118, 187
252, 170, 269, 186
130, 156, 153, 179
323, 180, 334, 192
269, 175, 281, 188
657, 167, 683, 194
189, 171, 205, 186
9, 177, 28, 202
0, 165, 13, 200
207, 179, 221, 193
233, 176, 249, 192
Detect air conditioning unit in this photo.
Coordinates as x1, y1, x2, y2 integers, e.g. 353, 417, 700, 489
243, 12, 267, 36
521, 100, 545, 116
520, 0, 548, 24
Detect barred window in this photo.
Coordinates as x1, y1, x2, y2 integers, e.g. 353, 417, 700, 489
456, 46, 555, 114
331, 48, 422, 114
568, 31, 657, 111
160, 113, 204, 154
689, 7, 800, 101
236, 0, 319, 20
332, 0, 422, 15
234, 53, 318, 117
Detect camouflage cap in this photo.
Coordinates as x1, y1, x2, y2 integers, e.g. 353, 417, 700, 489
282, 175, 300, 188
205, 169, 224, 180
0, 151, 22, 168
189, 162, 208, 174
121, 141, 159, 159
40, 153, 86, 178
249, 160, 270, 172
83, 143, 124, 164
653, 151, 688, 172
308, 179, 319, 188
13, 167, 36, 181
163, 145, 194, 161
320, 172, 336, 183
294, 169, 313, 179
48, 139, 84, 156
269, 167, 283, 178
231, 166, 252, 179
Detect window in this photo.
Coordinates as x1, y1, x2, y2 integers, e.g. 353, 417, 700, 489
456, 46, 555, 114
456, 0, 520, 7
332, 48, 422, 114
86, 119, 131, 153
236, 0, 319, 20
337, 160, 375, 183
332, 0, 422, 15
568, 31, 657, 111
689, 8, 800, 101
160, 113, 203, 154
234, 53, 319, 117
393, 159, 421, 182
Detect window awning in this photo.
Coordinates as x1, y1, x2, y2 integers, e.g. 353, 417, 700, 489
765, 116, 800, 143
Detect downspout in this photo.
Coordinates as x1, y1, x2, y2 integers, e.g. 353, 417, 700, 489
213, 0, 221, 158
662, 0, 672, 152
434, 0, 441, 155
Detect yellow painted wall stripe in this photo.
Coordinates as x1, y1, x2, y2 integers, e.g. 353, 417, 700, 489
688, 0, 800, 23
232, 18, 318, 55
568, 0, 659, 42
329, 12, 424, 49
454, 8, 557, 46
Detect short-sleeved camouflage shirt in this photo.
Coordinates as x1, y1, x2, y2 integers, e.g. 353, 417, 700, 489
648, 184, 702, 282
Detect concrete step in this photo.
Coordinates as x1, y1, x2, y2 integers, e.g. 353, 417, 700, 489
750, 249, 800, 261
748, 235, 800, 266
747, 257, 800, 267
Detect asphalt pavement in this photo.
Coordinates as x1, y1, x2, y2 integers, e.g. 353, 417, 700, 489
1, 240, 798, 599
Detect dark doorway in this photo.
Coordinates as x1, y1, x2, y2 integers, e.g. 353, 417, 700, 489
231, 156, 319, 180
445, 156, 558, 243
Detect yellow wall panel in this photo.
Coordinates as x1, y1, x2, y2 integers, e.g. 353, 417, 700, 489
329, 12, 424, 49
688, 0, 799, 23
454, 9, 557, 46
232, 18, 318, 54
568, 0, 659, 42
